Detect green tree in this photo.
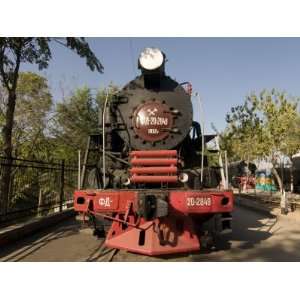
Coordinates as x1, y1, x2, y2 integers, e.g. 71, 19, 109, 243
51, 85, 119, 163
51, 87, 98, 162
0, 37, 103, 216
0, 72, 54, 159
225, 89, 300, 195
13, 72, 52, 158
223, 93, 267, 169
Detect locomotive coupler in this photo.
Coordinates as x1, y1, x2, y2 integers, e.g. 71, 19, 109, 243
137, 191, 169, 221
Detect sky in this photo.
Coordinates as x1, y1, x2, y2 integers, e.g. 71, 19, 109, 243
21, 37, 300, 133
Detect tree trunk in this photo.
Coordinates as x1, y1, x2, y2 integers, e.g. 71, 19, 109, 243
290, 157, 294, 193
272, 167, 283, 192
0, 90, 16, 217
272, 167, 288, 214
245, 158, 249, 193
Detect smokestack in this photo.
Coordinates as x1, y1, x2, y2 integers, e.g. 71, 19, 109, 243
138, 47, 166, 89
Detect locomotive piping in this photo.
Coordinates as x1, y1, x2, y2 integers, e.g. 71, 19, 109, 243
102, 90, 110, 189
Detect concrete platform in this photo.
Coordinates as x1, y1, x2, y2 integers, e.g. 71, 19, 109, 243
0, 209, 76, 247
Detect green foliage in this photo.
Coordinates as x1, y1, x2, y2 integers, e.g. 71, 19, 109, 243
51, 87, 98, 162
1, 72, 120, 163
284, 115, 300, 157
14, 72, 53, 158
63, 38, 103, 73
0, 38, 102, 215
259, 90, 299, 158
0, 38, 103, 90
0, 37, 103, 156
0, 72, 53, 157
223, 95, 265, 161
51, 85, 120, 163
224, 89, 300, 162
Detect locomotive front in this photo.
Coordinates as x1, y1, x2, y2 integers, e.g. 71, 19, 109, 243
117, 47, 193, 151
74, 47, 234, 256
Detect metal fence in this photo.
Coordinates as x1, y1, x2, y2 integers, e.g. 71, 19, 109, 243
0, 156, 78, 226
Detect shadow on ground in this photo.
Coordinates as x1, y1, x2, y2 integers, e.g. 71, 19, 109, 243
0, 218, 82, 262
114, 207, 300, 262
2, 206, 300, 262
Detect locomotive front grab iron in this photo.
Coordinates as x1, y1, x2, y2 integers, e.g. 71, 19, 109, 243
74, 48, 234, 255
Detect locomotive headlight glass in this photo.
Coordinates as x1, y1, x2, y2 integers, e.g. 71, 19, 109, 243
139, 47, 164, 70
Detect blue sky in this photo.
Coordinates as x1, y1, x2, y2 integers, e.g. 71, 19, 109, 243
21, 38, 300, 133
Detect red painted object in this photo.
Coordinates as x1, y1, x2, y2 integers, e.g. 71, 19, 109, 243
130, 150, 178, 183
130, 166, 177, 174
74, 150, 234, 256
130, 150, 177, 157
74, 189, 234, 255
237, 175, 256, 190
132, 101, 174, 142
130, 158, 177, 166
105, 216, 200, 256
131, 175, 178, 183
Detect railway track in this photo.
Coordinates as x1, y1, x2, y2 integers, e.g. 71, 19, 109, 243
86, 240, 119, 262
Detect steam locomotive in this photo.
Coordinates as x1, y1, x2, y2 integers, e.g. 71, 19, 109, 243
74, 48, 234, 255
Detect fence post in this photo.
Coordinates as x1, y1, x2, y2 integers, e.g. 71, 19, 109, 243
38, 188, 43, 217
59, 160, 65, 212
0, 157, 12, 219
78, 150, 81, 189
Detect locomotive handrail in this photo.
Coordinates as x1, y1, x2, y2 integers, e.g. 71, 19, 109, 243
102, 90, 110, 190
195, 92, 205, 186
102, 89, 120, 189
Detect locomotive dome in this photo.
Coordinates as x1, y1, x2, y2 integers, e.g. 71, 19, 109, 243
117, 47, 193, 150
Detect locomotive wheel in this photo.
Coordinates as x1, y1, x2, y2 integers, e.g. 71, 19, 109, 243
196, 214, 232, 252
200, 233, 214, 250
211, 214, 232, 251
89, 215, 112, 238
200, 232, 230, 252
211, 234, 231, 251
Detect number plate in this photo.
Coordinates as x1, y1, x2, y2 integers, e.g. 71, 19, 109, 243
186, 196, 212, 207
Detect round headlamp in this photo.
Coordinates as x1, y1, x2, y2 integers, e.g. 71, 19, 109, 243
139, 47, 164, 71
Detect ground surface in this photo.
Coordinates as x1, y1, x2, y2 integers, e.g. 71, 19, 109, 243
1, 205, 300, 262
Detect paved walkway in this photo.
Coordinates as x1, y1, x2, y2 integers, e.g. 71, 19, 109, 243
1, 206, 300, 261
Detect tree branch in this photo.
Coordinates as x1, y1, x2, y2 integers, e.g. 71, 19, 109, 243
0, 46, 10, 91
11, 40, 23, 91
